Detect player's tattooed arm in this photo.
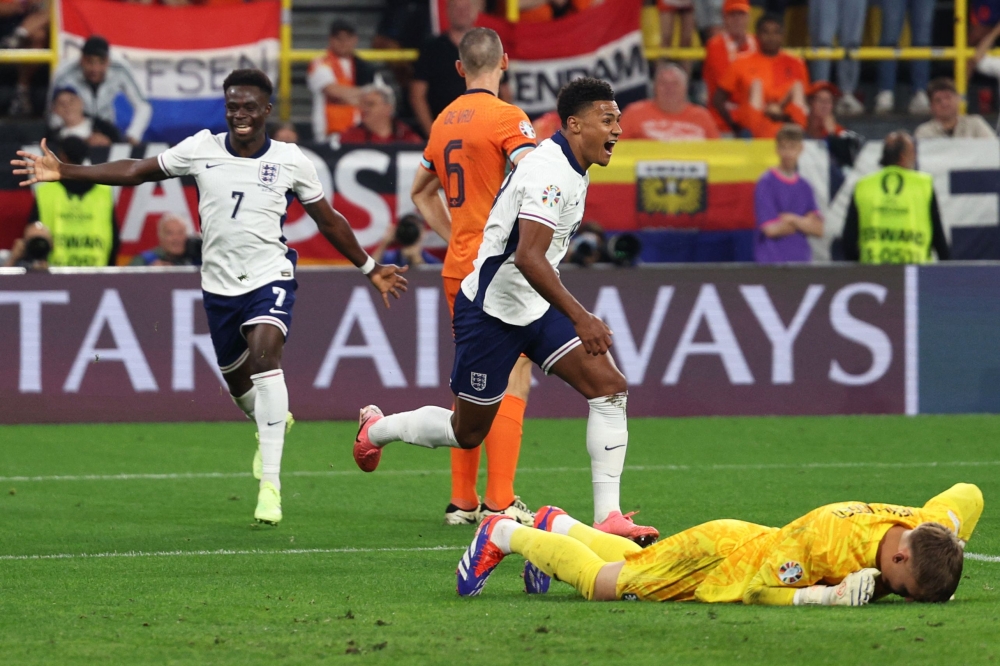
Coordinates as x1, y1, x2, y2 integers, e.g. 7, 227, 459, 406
514, 218, 613, 356
304, 198, 409, 308
411, 167, 451, 242
11, 138, 167, 187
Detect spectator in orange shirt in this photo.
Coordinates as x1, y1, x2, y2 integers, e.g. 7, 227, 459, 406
308, 19, 377, 142
703, 0, 757, 133
713, 14, 809, 138
619, 61, 720, 141
340, 83, 423, 145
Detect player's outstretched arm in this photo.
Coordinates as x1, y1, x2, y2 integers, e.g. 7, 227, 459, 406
410, 167, 451, 242
304, 199, 409, 308
11, 138, 167, 187
513, 218, 612, 356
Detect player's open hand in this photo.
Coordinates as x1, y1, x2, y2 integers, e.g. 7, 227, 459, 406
574, 312, 613, 356
368, 263, 409, 308
11, 138, 62, 187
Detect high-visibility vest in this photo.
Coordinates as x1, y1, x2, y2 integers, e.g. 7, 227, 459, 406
853, 165, 935, 265
35, 182, 115, 267
311, 53, 359, 135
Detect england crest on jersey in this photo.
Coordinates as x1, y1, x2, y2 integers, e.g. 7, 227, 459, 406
259, 162, 280, 184
470, 372, 487, 392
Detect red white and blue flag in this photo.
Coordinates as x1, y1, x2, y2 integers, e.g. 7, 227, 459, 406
57, 0, 280, 143
437, 0, 648, 117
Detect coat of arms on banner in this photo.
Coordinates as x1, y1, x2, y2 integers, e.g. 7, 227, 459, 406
636, 160, 707, 216
471, 372, 488, 392
259, 162, 280, 184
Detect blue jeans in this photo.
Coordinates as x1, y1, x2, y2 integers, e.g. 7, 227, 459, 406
809, 0, 869, 94
878, 0, 935, 93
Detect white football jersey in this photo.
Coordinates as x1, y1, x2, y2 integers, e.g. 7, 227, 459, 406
460, 132, 589, 326
157, 130, 325, 296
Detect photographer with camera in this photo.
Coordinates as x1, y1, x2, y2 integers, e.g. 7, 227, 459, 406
4, 221, 53, 271
566, 222, 642, 268
373, 213, 441, 268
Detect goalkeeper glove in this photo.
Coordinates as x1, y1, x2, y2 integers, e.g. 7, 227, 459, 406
793, 568, 880, 607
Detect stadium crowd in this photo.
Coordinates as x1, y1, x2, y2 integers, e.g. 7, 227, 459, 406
2, 0, 998, 268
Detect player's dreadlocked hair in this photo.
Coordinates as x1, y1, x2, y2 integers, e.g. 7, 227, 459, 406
222, 69, 274, 97
556, 77, 615, 128
908, 522, 964, 602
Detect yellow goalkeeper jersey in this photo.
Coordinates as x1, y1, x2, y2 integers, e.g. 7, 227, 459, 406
695, 483, 983, 604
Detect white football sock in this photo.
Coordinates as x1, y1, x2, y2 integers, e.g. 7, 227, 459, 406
231, 386, 256, 420
252, 370, 288, 490
551, 513, 580, 536
368, 406, 460, 449
587, 393, 628, 523
488, 519, 525, 554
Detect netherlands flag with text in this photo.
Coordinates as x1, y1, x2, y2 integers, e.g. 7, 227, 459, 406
58, 0, 279, 144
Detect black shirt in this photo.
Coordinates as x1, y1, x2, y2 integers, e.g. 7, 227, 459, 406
413, 34, 465, 121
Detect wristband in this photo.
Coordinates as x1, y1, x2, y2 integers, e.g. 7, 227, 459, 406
359, 255, 376, 275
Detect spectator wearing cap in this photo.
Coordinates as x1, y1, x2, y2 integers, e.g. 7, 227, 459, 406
411, 0, 480, 136
47, 87, 121, 146
49, 35, 151, 144
914, 78, 996, 139
619, 61, 719, 141
308, 19, 377, 142
807, 0, 866, 117
29, 137, 119, 267
805, 81, 847, 139
340, 83, 422, 145
702, 0, 757, 133
714, 14, 809, 138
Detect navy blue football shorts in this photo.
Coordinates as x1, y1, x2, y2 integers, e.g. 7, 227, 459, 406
202, 278, 297, 374
450, 289, 581, 406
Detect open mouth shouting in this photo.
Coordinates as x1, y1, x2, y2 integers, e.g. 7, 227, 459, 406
604, 139, 617, 157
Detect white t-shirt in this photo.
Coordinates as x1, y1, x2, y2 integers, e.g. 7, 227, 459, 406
461, 133, 589, 326
157, 130, 325, 296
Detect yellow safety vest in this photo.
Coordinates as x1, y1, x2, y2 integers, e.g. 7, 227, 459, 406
852, 165, 935, 265
35, 182, 115, 267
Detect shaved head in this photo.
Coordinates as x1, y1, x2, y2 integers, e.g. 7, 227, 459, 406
458, 27, 503, 77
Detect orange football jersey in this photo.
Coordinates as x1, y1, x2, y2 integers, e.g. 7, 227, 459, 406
421, 89, 536, 280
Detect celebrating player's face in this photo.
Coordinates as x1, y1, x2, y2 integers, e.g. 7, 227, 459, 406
225, 86, 271, 143
578, 101, 621, 169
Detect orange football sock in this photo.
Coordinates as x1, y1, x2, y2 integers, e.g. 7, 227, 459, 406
450, 445, 481, 511
483, 394, 526, 511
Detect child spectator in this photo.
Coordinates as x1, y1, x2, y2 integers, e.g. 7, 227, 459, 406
804, 81, 847, 139
753, 124, 823, 264
714, 14, 809, 138
702, 0, 756, 133
619, 61, 719, 140
914, 78, 996, 139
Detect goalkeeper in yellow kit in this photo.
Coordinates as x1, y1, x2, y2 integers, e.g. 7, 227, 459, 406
455, 483, 982, 605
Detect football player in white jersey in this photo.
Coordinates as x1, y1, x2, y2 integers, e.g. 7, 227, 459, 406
12, 69, 408, 526
352, 78, 659, 547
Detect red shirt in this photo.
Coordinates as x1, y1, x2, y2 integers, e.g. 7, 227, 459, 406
340, 121, 423, 145
619, 101, 720, 141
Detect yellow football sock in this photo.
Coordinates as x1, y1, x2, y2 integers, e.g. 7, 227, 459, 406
567, 523, 642, 561
510, 528, 607, 600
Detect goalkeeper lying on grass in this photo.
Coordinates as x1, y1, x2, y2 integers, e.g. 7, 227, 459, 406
457, 483, 982, 605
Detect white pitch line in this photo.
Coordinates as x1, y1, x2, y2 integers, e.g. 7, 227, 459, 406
1, 545, 996, 565
966, 553, 1000, 563
2, 460, 999, 483
0, 545, 464, 562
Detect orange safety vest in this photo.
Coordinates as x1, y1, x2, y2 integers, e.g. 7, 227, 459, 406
312, 53, 359, 134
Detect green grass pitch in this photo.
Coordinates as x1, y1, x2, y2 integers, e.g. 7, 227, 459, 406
1, 415, 998, 665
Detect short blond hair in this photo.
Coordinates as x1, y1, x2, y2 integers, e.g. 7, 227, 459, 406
909, 522, 964, 602
775, 124, 804, 145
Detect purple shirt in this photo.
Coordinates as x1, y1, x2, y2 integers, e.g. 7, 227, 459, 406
753, 168, 819, 264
